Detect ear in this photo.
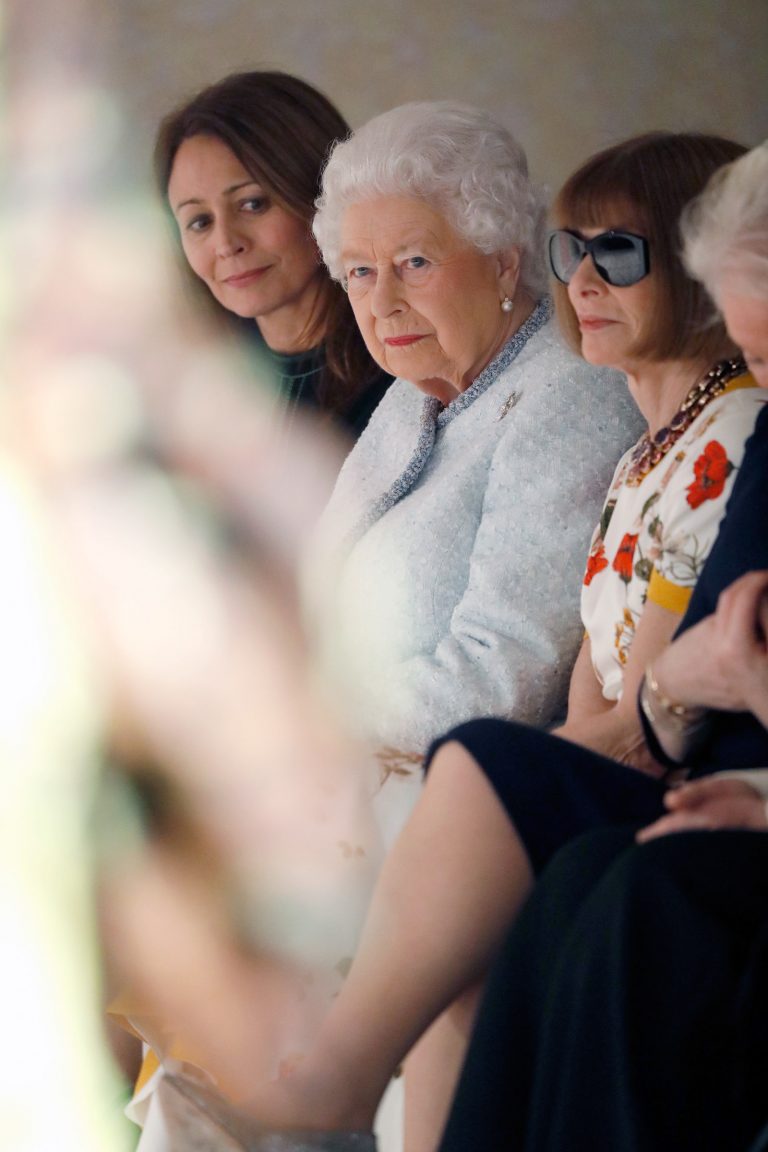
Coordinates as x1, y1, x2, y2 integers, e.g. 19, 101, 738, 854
496, 246, 522, 298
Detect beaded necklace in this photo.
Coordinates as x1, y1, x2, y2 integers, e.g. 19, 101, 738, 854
625, 357, 747, 486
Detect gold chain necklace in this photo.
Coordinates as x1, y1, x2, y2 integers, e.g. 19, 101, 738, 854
625, 357, 747, 487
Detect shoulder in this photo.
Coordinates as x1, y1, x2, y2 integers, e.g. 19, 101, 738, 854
345, 377, 422, 447
502, 319, 640, 428
329, 376, 425, 503
706, 377, 767, 423
648, 385, 763, 528
709, 391, 768, 509
361, 375, 422, 420
677, 382, 765, 463
741, 397, 768, 468
754, 397, 768, 434
490, 319, 644, 466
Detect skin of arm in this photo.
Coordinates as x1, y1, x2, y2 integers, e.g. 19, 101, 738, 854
560, 636, 612, 720
554, 598, 683, 774
650, 570, 768, 724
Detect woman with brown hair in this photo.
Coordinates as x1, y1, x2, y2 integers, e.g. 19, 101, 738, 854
155, 70, 391, 439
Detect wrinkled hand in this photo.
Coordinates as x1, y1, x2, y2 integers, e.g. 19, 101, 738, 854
651, 571, 768, 720
637, 776, 768, 841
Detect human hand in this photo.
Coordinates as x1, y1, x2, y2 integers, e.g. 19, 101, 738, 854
637, 775, 768, 841
651, 570, 768, 718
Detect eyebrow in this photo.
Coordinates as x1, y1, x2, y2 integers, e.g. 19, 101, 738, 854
340, 232, 442, 264
173, 180, 263, 213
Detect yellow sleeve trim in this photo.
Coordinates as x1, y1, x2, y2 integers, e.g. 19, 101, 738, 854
647, 569, 693, 614
135, 1047, 161, 1095
134, 1039, 239, 1100
106, 990, 147, 1018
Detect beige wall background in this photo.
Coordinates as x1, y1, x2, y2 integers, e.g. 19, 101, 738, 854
6, 0, 767, 213
108, 0, 768, 195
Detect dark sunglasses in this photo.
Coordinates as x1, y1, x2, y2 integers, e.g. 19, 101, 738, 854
548, 229, 651, 287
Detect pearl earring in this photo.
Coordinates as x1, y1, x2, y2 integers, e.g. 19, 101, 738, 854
501, 296, 515, 314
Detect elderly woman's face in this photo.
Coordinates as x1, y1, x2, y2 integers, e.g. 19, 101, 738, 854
720, 286, 768, 388
340, 196, 518, 401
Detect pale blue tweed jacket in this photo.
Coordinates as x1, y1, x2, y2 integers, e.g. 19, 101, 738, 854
311, 301, 645, 833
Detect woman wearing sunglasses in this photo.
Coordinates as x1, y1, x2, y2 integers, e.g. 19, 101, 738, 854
191, 132, 764, 1150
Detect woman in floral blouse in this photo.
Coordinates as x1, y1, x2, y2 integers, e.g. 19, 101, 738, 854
225, 131, 768, 1151
577, 357, 756, 715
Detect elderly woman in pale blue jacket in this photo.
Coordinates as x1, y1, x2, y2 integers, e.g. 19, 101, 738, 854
308, 101, 643, 849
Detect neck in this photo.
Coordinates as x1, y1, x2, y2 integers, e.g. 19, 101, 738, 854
503, 291, 537, 347
453, 290, 538, 394
422, 292, 540, 406
625, 357, 715, 435
256, 277, 327, 354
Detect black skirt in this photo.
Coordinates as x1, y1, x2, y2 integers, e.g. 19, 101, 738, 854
425, 718, 668, 874
439, 826, 768, 1152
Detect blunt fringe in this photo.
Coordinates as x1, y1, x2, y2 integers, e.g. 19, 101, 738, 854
552, 131, 747, 364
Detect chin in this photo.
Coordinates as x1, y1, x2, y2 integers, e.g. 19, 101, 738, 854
215, 289, 270, 321
382, 349, 441, 379
579, 339, 621, 369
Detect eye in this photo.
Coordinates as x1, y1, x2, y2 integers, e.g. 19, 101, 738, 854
400, 255, 431, 284
184, 213, 212, 234
241, 196, 269, 214
342, 266, 374, 295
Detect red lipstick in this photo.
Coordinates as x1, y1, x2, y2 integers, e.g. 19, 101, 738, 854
384, 335, 425, 347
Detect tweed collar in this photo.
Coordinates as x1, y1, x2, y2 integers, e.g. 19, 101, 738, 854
347, 296, 553, 545
434, 295, 553, 429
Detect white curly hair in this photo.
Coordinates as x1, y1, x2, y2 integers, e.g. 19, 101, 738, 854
313, 100, 548, 297
681, 140, 768, 303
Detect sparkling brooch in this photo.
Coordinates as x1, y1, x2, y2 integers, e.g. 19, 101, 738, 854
497, 391, 520, 420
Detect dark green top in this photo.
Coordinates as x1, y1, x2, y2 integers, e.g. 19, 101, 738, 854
237, 322, 391, 442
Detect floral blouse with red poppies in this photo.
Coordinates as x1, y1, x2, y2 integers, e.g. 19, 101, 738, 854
582, 376, 764, 701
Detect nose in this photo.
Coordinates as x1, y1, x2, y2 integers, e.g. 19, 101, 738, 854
212, 218, 247, 259
370, 265, 407, 319
567, 253, 604, 299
